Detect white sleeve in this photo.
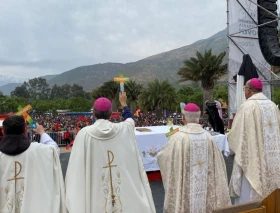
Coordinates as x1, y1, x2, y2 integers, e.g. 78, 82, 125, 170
40, 133, 60, 155
125, 118, 135, 128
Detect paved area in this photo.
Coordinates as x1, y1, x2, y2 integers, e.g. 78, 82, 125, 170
60, 146, 71, 153
59, 152, 234, 213
60, 152, 70, 179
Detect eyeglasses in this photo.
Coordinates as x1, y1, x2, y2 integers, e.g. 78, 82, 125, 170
243, 86, 251, 91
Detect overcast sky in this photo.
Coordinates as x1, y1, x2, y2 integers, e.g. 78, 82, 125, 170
0, 0, 226, 79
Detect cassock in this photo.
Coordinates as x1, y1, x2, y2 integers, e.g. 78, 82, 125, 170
0, 134, 66, 213
229, 92, 280, 204
65, 118, 156, 213
205, 102, 225, 134
157, 123, 231, 213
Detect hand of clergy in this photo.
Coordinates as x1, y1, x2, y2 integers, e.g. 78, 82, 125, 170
119, 92, 127, 108
32, 123, 46, 136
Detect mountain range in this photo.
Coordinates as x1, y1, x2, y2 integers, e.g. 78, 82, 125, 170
0, 74, 58, 96
0, 75, 27, 87
0, 28, 227, 95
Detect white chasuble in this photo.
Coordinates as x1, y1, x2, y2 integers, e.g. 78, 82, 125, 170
65, 119, 156, 213
0, 144, 66, 213
157, 123, 231, 213
229, 93, 280, 203
189, 133, 208, 212
257, 100, 280, 194
101, 150, 122, 212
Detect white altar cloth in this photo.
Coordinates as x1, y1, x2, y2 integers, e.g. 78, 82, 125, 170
135, 126, 229, 171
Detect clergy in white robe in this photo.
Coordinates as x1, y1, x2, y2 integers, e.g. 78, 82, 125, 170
158, 103, 231, 213
0, 115, 66, 213
65, 93, 156, 213
229, 78, 280, 204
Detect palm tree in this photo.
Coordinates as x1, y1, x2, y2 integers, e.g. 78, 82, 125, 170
138, 79, 177, 117
91, 81, 119, 110
125, 80, 143, 114
177, 49, 227, 111
91, 87, 106, 99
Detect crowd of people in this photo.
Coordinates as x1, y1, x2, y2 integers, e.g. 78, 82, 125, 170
14, 100, 227, 147
31, 113, 92, 132
27, 110, 229, 146
29, 110, 228, 132
30, 112, 183, 132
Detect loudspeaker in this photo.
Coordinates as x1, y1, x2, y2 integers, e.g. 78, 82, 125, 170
258, 0, 280, 65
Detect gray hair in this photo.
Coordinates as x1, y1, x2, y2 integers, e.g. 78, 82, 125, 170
182, 111, 201, 123
93, 109, 112, 120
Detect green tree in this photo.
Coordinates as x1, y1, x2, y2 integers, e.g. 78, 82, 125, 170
273, 88, 280, 106
71, 84, 87, 98
11, 82, 30, 99
187, 92, 203, 110
31, 99, 53, 113
91, 86, 106, 99
176, 86, 203, 109
0, 98, 6, 114
177, 86, 196, 103
139, 79, 177, 117
125, 80, 143, 113
50, 99, 68, 111
60, 84, 72, 99
49, 84, 61, 99
0, 97, 29, 113
31, 99, 69, 114
177, 49, 227, 111
66, 97, 92, 112
92, 81, 119, 110
50, 84, 73, 99
84, 92, 91, 100
27, 78, 50, 100
214, 84, 228, 103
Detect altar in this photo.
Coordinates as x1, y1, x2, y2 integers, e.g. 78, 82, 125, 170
135, 126, 230, 172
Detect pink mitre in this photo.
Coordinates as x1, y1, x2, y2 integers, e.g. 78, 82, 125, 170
93, 97, 112, 112
184, 103, 200, 112
250, 78, 263, 89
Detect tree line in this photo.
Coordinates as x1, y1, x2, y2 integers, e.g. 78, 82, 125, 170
10, 77, 90, 100
7, 49, 278, 115
0, 79, 228, 115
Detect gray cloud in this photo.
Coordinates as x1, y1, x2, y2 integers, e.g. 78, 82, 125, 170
0, 0, 226, 79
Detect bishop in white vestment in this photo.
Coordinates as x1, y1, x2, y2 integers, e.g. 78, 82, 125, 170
0, 116, 66, 213
229, 78, 280, 204
65, 95, 156, 213
158, 103, 231, 213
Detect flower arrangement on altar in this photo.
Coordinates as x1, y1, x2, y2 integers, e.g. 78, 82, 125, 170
142, 146, 160, 158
